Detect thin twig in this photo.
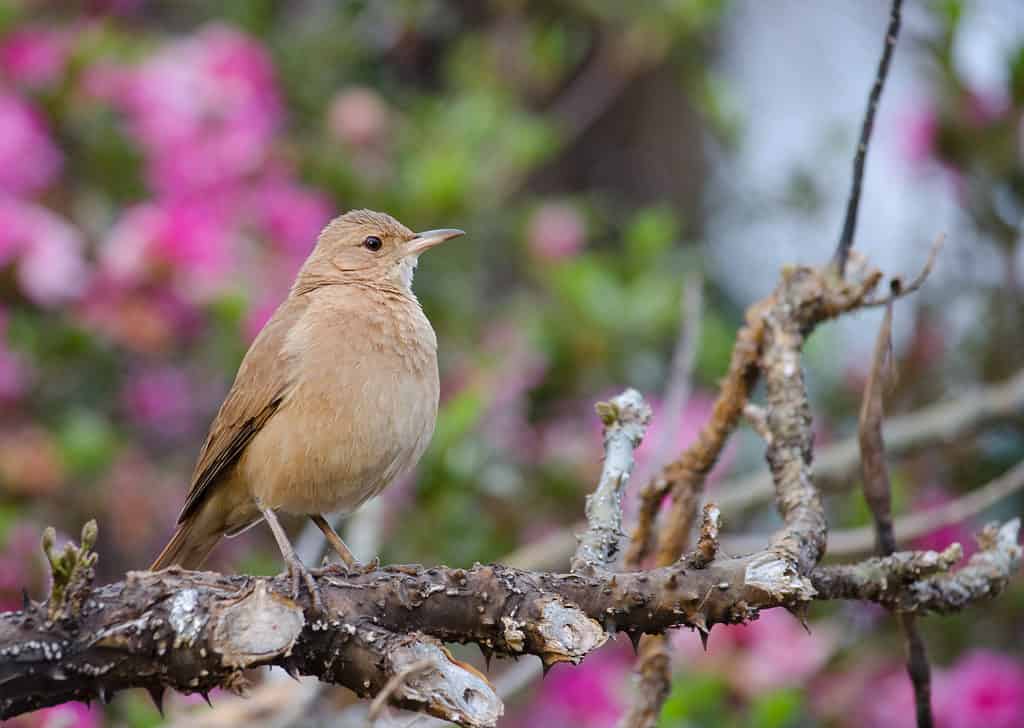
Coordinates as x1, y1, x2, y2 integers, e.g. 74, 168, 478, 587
861, 234, 945, 307
833, 0, 904, 276
858, 293, 933, 728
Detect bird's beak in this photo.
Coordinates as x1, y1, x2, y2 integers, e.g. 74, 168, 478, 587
406, 228, 465, 256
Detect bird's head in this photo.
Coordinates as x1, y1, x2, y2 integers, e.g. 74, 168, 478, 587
300, 209, 464, 292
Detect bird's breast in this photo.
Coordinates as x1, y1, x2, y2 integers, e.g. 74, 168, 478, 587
243, 288, 439, 515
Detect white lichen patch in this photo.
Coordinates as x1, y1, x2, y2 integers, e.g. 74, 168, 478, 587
169, 588, 207, 648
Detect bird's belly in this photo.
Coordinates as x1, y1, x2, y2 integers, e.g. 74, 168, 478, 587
240, 367, 437, 516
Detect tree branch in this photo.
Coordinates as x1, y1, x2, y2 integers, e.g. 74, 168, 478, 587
4, 518, 1018, 724
833, 0, 904, 276
2, 259, 1019, 728
572, 389, 652, 573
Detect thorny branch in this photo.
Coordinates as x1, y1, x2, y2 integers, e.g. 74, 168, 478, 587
1, 260, 1021, 727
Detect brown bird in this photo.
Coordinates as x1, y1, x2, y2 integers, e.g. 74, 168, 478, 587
151, 209, 463, 605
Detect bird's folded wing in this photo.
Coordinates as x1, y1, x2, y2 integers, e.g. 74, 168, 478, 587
176, 298, 305, 524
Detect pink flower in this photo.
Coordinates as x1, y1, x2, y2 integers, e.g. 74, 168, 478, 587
121, 366, 195, 437
0, 28, 71, 87
0, 93, 62, 197
9, 701, 102, 728
901, 105, 938, 166
327, 86, 392, 148
91, 24, 281, 198
671, 609, 837, 697
937, 650, 1024, 728
102, 199, 236, 296
527, 203, 586, 260
910, 486, 975, 559
518, 641, 632, 727
0, 345, 28, 402
0, 198, 88, 306
856, 667, 918, 728
249, 174, 333, 257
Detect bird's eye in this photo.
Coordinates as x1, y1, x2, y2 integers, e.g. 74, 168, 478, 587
363, 235, 383, 252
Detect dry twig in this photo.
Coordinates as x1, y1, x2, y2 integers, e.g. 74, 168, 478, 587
833, 0, 904, 276
858, 293, 934, 728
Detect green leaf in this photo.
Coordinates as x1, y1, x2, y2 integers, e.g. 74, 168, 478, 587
58, 411, 118, 478
625, 207, 681, 263
659, 673, 729, 726
748, 688, 804, 728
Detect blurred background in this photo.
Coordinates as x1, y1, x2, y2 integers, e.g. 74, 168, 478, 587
1, 1, 1023, 726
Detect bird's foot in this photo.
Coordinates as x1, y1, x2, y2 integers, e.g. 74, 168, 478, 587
285, 553, 324, 614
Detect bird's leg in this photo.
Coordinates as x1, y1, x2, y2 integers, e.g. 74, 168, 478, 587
310, 514, 358, 568
256, 499, 323, 613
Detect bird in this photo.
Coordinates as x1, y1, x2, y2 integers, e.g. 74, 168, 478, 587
150, 209, 463, 607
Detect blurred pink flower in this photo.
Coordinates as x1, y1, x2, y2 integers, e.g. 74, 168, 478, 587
633, 393, 731, 480
910, 486, 974, 559
90, 24, 281, 198
0, 345, 29, 402
901, 105, 938, 166
518, 641, 632, 727
0, 28, 71, 87
102, 199, 236, 295
856, 667, 918, 728
672, 609, 837, 698
0, 198, 88, 306
527, 202, 586, 261
937, 650, 1024, 728
78, 284, 202, 354
327, 86, 392, 148
8, 702, 102, 728
122, 366, 195, 437
249, 174, 333, 256
0, 93, 62, 197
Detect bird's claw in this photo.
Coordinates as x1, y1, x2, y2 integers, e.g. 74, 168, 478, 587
286, 555, 324, 614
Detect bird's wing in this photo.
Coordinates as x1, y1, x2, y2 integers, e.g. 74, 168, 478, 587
177, 297, 307, 524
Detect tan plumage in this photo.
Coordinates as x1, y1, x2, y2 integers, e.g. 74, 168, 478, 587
151, 210, 463, 602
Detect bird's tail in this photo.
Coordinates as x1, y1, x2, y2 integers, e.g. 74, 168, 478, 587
150, 516, 222, 571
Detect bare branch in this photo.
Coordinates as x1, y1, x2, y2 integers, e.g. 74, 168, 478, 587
572, 389, 652, 573
812, 519, 1021, 612
833, 0, 904, 276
